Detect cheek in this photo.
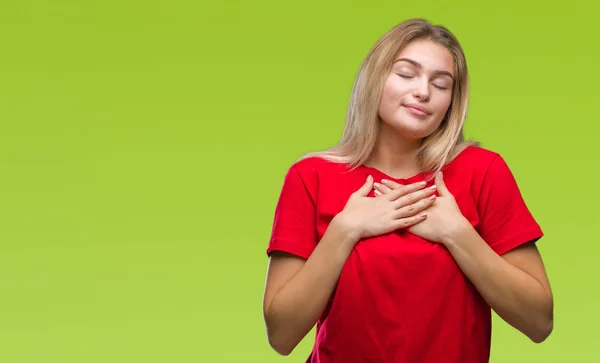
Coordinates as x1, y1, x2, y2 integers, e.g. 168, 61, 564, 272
434, 95, 452, 117
378, 82, 397, 113
380, 82, 395, 103
381, 77, 406, 101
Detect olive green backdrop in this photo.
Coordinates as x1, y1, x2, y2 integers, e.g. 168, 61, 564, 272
0, 0, 597, 362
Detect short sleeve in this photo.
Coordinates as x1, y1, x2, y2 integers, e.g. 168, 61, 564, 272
477, 155, 544, 255
266, 164, 318, 259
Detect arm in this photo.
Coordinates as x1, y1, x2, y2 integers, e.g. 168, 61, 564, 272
443, 225, 554, 343
263, 173, 433, 356
263, 216, 357, 356
376, 157, 554, 343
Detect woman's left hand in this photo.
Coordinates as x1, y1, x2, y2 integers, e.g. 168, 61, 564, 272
374, 172, 472, 244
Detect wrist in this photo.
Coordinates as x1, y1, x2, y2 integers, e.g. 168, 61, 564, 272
331, 213, 362, 245
441, 218, 474, 247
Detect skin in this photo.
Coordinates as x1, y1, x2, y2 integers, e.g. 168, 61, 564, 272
373, 39, 554, 342
262, 180, 434, 356
373, 174, 554, 343
368, 39, 455, 178
262, 39, 553, 356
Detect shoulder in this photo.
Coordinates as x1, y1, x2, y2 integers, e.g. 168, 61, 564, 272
277, 155, 351, 194
449, 145, 504, 176
452, 145, 500, 166
288, 155, 351, 180
444, 145, 522, 198
450, 145, 531, 207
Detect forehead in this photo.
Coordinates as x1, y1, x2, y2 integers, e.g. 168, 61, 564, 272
394, 40, 455, 72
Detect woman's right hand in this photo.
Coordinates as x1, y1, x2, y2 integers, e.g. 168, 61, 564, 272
335, 175, 437, 240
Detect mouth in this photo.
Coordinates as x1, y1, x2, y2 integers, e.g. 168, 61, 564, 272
403, 104, 431, 116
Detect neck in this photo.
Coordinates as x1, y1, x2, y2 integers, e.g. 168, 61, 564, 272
365, 123, 423, 179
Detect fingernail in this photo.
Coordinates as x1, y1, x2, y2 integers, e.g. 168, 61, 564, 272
420, 181, 427, 186
374, 190, 381, 196
381, 179, 389, 184
429, 185, 437, 190
367, 175, 373, 182
374, 182, 381, 188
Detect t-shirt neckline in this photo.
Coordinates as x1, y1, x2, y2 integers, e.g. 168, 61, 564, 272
358, 165, 430, 184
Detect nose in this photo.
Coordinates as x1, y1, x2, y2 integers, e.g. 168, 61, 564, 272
412, 79, 430, 101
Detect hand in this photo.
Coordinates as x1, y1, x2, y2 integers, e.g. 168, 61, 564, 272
336, 175, 438, 240
373, 172, 471, 244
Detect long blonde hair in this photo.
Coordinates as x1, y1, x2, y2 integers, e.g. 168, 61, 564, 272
301, 18, 478, 177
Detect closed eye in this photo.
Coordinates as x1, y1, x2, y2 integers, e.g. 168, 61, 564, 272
398, 72, 450, 90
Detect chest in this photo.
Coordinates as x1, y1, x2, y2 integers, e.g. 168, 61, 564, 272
318, 177, 481, 296
314, 173, 480, 237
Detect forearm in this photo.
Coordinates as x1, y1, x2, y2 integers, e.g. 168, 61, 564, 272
265, 216, 358, 355
444, 225, 553, 343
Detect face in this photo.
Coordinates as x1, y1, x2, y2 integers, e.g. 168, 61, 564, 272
378, 39, 455, 140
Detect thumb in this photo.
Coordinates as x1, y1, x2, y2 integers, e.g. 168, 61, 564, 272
435, 171, 450, 196
355, 175, 374, 197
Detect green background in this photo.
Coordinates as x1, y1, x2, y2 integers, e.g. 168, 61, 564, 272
0, 0, 597, 362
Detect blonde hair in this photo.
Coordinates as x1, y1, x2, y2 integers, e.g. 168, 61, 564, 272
301, 18, 479, 178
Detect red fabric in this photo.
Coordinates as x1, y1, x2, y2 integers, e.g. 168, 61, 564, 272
266, 146, 543, 363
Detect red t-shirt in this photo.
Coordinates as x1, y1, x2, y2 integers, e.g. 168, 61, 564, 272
266, 146, 543, 363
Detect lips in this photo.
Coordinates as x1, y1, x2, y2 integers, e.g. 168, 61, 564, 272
403, 103, 431, 115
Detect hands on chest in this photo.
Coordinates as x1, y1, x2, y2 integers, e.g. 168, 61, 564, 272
336, 172, 472, 245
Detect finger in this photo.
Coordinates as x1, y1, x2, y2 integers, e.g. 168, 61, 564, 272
385, 181, 427, 201
380, 179, 402, 189
382, 179, 425, 191
435, 171, 450, 197
392, 193, 436, 219
373, 182, 392, 195
354, 175, 374, 197
393, 212, 428, 229
391, 185, 437, 209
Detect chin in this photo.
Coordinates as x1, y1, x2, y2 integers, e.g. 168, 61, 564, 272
387, 120, 438, 139
405, 129, 434, 139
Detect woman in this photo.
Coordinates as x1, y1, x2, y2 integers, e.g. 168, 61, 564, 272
262, 18, 553, 363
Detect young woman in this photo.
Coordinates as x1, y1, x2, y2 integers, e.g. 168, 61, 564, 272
262, 18, 554, 363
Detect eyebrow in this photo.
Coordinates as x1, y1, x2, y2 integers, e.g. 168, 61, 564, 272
394, 58, 454, 79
